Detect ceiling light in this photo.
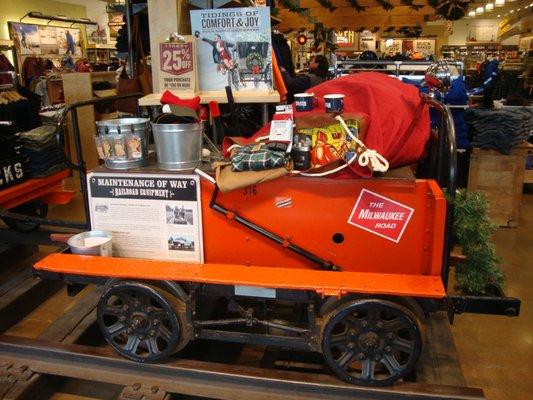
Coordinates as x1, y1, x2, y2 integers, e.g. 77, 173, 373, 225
517, 7, 521, 10
476, 6, 485, 13
468, 10, 477, 17
495, 0, 505, 6
497, 14, 501, 16
485, 2, 494, 10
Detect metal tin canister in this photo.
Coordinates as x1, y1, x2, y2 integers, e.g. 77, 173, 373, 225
292, 146, 311, 170
96, 118, 150, 169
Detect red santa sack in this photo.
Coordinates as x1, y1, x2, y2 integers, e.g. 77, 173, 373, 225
302, 72, 430, 177
224, 72, 430, 178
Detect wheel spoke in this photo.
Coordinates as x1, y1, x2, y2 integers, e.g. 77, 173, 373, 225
361, 359, 377, 380
365, 307, 381, 324
342, 316, 360, 329
106, 322, 126, 336
383, 317, 404, 332
159, 326, 173, 343
124, 335, 141, 354
337, 350, 357, 369
103, 305, 123, 316
330, 333, 348, 347
146, 337, 160, 355
381, 354, 402, 375
393, 338, 414, 354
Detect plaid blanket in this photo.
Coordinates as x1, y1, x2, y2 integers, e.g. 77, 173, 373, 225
231, 144, 288, 172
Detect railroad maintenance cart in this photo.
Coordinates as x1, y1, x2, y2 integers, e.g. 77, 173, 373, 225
33, 88, 520, 387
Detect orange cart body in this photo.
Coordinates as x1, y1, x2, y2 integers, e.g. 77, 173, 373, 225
35, 175, 447, 299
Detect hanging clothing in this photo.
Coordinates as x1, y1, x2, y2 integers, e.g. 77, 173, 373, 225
116, 10, 150, 56
271, 33, 295, 77
21, 57, 53, 87
281, 70, 326, 103
271, 51, 287, 102
0, 54, 15, 85
0, 88, 42, 132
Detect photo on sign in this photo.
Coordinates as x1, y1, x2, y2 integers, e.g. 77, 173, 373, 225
190, 7, 273, 92
87, 23, 108, 45
95, 205, 109, 213
12, 23, 41, 55
168, 235, 195, 252
166, 205, 194, 225
38, 26, 59, 55
57, 28, 82, 56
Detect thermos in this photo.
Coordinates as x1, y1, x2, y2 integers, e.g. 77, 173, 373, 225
292, 144, 311, 170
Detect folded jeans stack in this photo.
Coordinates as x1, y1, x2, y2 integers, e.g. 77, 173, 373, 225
464, 108, 533, 154
20, 125, 66, 177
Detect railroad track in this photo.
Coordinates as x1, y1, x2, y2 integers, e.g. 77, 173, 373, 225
0, 244, 485, 400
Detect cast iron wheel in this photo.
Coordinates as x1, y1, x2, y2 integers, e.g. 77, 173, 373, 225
97, 282, 186, 363
322, 299, 422, 386
2, 203, 48, 233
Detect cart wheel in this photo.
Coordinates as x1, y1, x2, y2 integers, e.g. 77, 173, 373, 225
2, 203, 48, 233
97, 281, 188, 363
322, 299, 422, 386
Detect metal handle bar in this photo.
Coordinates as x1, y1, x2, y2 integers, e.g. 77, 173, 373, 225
420, 93, 457, 196
55, 92, 143, 227
420, 93, 457, 290
55, 92, 143, 170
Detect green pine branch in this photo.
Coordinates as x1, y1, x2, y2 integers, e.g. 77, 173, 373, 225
448, 190, 506, 295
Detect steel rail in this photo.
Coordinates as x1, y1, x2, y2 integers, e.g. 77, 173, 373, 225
0, 335, 483, 400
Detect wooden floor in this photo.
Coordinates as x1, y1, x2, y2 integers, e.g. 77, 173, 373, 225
450, 192, 533, 400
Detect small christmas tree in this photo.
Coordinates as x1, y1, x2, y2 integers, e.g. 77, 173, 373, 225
449, 190, 506, 295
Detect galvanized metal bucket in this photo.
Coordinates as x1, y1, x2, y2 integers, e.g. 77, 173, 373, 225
96, 118, 150, 169
151, 121, 203, 171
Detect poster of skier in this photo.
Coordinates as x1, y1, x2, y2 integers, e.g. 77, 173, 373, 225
190, 7, 273, 92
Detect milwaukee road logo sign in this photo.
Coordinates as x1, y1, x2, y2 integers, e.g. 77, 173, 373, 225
348, 189, 414, 243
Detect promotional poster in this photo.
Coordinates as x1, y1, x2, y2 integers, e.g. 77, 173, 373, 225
88, 172, 204, 263
190, 7, 273, 92
158, 36, 197, 92
10, 23, 83, 56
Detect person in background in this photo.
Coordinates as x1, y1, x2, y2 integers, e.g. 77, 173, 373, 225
281, 55, 329, 103
66, 30, 75, 55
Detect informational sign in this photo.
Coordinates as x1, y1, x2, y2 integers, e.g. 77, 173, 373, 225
190, 7, 273, 92
158, 37, 197, 92
413, 39, 436, 56
348, 189, 414, 243
335, 30, 357, 48
359, 30, 376, 52
380, 39, 403, 55
88, 172, 203, 262
359, 36, 377, 52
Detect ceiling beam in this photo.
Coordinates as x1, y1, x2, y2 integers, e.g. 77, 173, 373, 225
278, 12, 430, 25
305, 5, 435, 16
297, 0, 430, 7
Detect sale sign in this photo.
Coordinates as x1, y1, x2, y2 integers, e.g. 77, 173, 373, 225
348, 189, 414, 243
158, 37, 197, 93
160, 42, 193, 75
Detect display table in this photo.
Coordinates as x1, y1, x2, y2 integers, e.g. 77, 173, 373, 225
468, 142, 533, 227
139, 90, 281, 124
